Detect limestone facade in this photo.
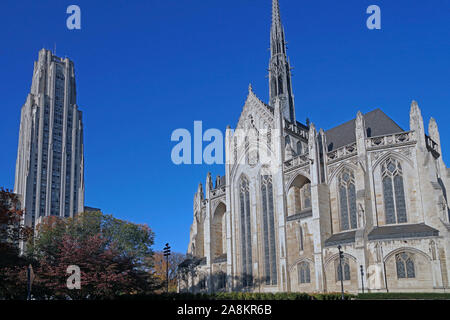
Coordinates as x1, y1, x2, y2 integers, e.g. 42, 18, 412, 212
181, 1, 450, 293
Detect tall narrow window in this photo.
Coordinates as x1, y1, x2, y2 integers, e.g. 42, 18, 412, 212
239, 177, 252, 287
300, 183, 311, 210
336, 258, 351, 281
396, 252, 415, 279
233, 137, 237, 164
382, 159, 407, 224
297, 141, 303, 155
245, 136, 249, 165
298, 261, 310, 284
267, 127, 272, 156
299, 225, 304, 251
261, 174, 277, 285
338, 170, 357, 231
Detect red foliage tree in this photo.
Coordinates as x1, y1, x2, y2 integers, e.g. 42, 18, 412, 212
32, 234, 149, 299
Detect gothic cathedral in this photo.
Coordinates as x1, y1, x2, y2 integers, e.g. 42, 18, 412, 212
181, 0, 450, 293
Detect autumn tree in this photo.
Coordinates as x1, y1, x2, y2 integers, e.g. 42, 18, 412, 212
23, 211, 158, 299
152, 251, 186, 292
0, 188, 32, 298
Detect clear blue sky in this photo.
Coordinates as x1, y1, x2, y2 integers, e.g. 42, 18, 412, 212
0, 0, 449, 253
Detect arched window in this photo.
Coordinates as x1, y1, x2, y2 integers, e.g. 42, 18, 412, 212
285, 135, 291, 149
382, 158, 407, 224
396, 252, 415, 279
261, 174, 277, 285
239, 176, 252, 287
336, 258, 351, 281
300, 183, 311, 210
216, 272, 227, 290
298, 261, 310, 284
296, 141, 303, 155
338, 170, 357, 231
278, 76, 284, 94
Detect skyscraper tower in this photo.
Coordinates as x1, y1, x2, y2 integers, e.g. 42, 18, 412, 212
268, 0, 296, 123
14, 49, 84, 228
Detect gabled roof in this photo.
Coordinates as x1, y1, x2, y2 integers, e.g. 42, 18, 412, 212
325, 108, 404, 152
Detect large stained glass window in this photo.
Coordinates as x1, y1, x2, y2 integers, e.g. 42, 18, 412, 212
261, 175, 277, 285
239, 176, 252, 287
396, 252, 415, 279
336, 258, 351, 281
382, 158, 407, 224
338, 170, 357, 231
298, 261, 310, 284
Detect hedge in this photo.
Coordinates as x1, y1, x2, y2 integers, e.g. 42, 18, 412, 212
357, 292, 450, 300
116, 292, 355, 300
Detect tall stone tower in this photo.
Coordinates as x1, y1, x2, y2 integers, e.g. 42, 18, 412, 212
269, 0, 296, 123
14, 49, 85, 228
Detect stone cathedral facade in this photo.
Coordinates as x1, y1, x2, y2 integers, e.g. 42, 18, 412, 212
182, 0, 450, 293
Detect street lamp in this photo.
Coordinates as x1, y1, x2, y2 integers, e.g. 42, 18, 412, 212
337, 245, 344, 300
163, 243, 171, 293
360, 265, 365, 294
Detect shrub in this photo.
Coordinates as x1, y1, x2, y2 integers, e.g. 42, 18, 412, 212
357, 292, 450, 300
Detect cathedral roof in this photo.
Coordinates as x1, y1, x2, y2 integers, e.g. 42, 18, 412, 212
325, 108, 404, 151
368, 223, 439, 241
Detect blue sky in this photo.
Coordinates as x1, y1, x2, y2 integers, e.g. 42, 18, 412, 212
0, 0, 449, 253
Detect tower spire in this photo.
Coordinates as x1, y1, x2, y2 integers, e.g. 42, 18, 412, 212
269, 0, 296, 123
272, 0, 282, 29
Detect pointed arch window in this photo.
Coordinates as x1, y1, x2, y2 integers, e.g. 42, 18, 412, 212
296, 141, 303, 155
298, 261, 310, 284
396, 252, 415, 279
338, 170, 357, 231
382, 158, 407, 224
336, 258, 351, 281
239, 176, 252, 287
261, 174, 277, 285
300, 183, 311, 210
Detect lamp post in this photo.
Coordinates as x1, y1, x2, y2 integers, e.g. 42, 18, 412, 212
337, 245, 344, 300
163, 243, 171, 293
360, 265, 365, 294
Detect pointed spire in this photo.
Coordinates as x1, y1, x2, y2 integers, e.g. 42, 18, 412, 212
269, 0, 296, 123
410, 100, 424, 129
355, 111, 366, 138
206, 172, 213, 191
197, 183, 204, 200
429, 117, 441, 149
409, 100, 426, 148
272, 0, 282, 30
